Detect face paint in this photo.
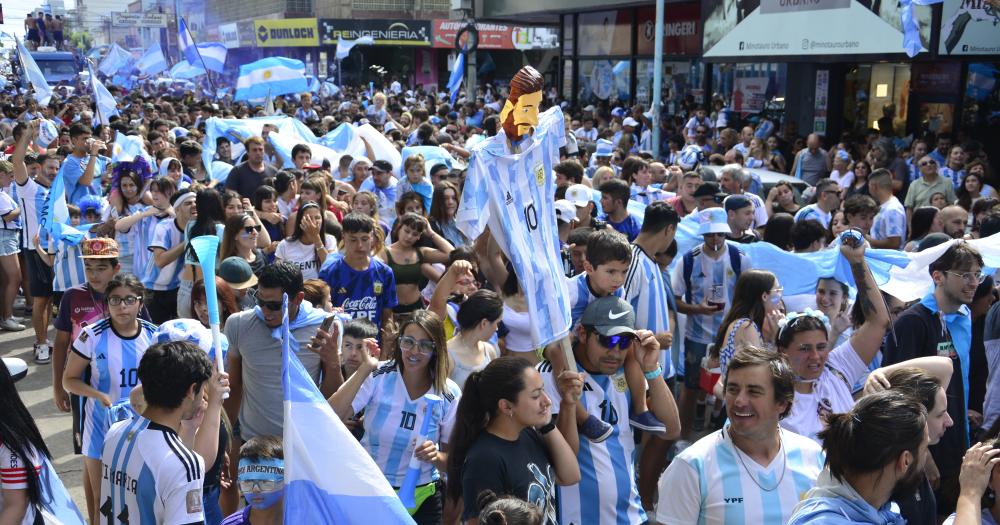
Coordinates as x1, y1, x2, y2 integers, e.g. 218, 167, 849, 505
238, 457, 284, 508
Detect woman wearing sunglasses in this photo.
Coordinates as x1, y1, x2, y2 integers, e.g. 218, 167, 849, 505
711, 269, 784, 380
220, 213, 268, 277
329, 310, 461, 525
61, 273, 159, 524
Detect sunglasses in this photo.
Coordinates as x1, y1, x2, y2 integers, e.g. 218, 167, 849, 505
399, 335, 435, 355
595, 333, 635, 351
242, 225, 261, 235
238, 479, 283, 493
256, 296, 283, 311
920, 160, 937, 167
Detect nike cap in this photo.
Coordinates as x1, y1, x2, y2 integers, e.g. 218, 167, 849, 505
580, 296, 637, 337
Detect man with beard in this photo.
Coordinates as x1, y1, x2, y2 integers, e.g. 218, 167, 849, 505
884, 242, 984, 517
788, 390, 930, 524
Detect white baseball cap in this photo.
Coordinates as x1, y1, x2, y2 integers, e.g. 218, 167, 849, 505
555, 199, 578, 223
697, 208, 731, 235
565, 184, 592, 208
622, 117, 639, 128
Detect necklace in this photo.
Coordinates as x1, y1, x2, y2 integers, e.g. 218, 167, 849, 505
730, 430, 787, 492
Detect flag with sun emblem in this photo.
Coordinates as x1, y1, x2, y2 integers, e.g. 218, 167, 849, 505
234, 57, 310, 102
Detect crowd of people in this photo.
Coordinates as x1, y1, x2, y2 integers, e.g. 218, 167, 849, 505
0, 60, 999, 525
22, 9, 66, 51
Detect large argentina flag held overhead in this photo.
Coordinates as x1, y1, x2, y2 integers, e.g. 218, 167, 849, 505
234, 57, 309, 102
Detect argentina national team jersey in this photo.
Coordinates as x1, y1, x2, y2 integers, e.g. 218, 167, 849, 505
13, 177, 49, 250
565, 273, 623, 327
73, 318, 158, 459
101, 416, 205, 525
872, 196, 907, 250
623, 245, 673, 375
630, 184, 672, 206
142, 217, 184, 291
50, 233, 90, 293
656, 426, 824, 525
457, 106, 572, 349
538, 361, 646, 525
133, 212, 168, 279
104, 203, 146, 274
351, 361, 461, 487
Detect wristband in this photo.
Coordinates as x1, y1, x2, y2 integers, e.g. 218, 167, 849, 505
538, 422, 557, 435
644, 366, 663, 380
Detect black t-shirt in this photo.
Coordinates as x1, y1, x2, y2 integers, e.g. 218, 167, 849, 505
884, 302, 968, 513
461, 429, 557, 525
225, 162, 277, 199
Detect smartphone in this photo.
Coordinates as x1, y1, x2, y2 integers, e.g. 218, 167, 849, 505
312, 315, 337, 350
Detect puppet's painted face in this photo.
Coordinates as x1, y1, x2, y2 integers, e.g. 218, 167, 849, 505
502, 90, 542, 138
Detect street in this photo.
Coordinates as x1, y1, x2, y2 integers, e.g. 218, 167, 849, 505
3, 325, 87, 517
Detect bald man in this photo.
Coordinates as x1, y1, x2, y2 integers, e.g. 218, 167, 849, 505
939, 205, 968, 239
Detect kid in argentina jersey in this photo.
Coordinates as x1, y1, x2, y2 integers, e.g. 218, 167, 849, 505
351, 361, 461, 487
456, 106, 571, 349
72, 318, 158, 459
100, 416, 205, 525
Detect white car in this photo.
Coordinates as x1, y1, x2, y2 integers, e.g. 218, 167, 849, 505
701, 164, 812, 200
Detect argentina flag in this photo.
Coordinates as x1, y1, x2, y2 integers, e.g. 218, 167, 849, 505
88, 63, 119, 125
177, 18, 200, 65
134, 44, 168, 76
15, 38, 53, 105
98, 43, 133, 76
195, 42, 228, 73
279, 295, 415, 524
234, 57, 309, 102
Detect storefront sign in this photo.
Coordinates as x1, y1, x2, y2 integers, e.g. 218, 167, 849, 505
703, 0, 932, 57
254, 18, 319, 47
111, 12, 168, 28
814, 69, 830, 135
911, 62, 962, 95
636, 3, 702, 56
238, 21, 257, 48
939, 0, 1000, 55
320, 19, 432, 46
219, 23, 241, 49
431, 21, 558, 50
732, 76, 769, 113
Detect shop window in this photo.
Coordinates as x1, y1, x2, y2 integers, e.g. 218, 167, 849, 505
578, 59, 632, 107
578, 10, 632, 57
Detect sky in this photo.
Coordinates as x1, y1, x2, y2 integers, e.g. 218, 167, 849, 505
1, 0, 77, 46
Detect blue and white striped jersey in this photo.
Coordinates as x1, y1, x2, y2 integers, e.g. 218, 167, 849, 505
132, 211, 169, 280
623, 245, 674, 376
100, 416, 205, 525
565, 273, 623, 327
656, 426, 825, 525
103, 203, 146, 275
871, 196, 907, 250
142, 218, 184, 291
671, 244, 750, 345
457, 106, 571, 349
49, 232, 90, 293
13, 177, 48, 250
941, 166, 964, 189
351, 361, 461, 487
538, 360, 646, 525
73, 318, 157, 458
630, 184, 673, 206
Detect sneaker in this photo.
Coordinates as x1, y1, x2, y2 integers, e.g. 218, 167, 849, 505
9, 315, 26, 324
0, 318, 26, 331
13, 297, 26, 311
33, 343, 51, 364
629, 411, 668, 437
580, 414, 614, 443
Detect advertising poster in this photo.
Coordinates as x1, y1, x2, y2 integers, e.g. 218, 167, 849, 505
255, 18, 319, 47
732, 76, 770, 113
578, 10, 633, 56
636, 3, 702, 56
320, 19, 431, 47
939, 0, 1000, 55
814, 69, 830, 135
702, 0, 932, 57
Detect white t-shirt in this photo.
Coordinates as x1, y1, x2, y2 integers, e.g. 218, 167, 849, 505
275, 234, 337, 280
780, 339, 869, 442
0, 442, 40, 525
656, 426, 824, 525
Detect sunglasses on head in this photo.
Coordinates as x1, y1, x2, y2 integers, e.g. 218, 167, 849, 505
593, 332, 635, 351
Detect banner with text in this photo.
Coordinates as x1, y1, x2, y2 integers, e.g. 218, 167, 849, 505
431, 20, 558, 50
255, 18, 319, 47
111, 12, 168, 28
636, 3, 702, 56
320, 19, 432, 46
939, 0, 1000, 55
702, 0, 933, 57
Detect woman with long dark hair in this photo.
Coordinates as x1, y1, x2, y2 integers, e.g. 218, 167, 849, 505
428, 181, 470, 249
181, 188, 226, 318
329, 310, 461, 525
220, 213, 267, 276
0, 360, 52, 525
711, 269, 783, 375
905, 206, 944, 252
446, 356, 581, 525
108, 165, 148, 275
275, 203, 336, 280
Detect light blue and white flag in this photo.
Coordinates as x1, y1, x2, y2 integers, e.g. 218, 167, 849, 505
306, 75, 321, 94
98, 43, 133, 76
112, 131, 151, 164
40, 156, 89, 246
135, 44, 168, 76
318, 123, 365, 156
401, 146, 457, 178
170, 60, 206, 80
16, 37, 53, 105
320, 80, 340, 98
234, 57, 309, 102
37, 456, 87, 525
280, 294, 415, 524
88, 63, 119, 125
335, 35, 374, 60
269, 131, 345, 170
195, 42, 227, 73
900, 0, 938, 57
200, 115, 318, 173
178, 18, 200, 66
447, 52, 465, 105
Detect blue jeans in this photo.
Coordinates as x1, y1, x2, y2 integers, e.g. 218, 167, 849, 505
203, 485, 222, 525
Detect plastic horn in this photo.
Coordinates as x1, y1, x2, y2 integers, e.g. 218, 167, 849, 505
399, 394, 443, 509
189, 236, 227, 398
334, 318, 344, 361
